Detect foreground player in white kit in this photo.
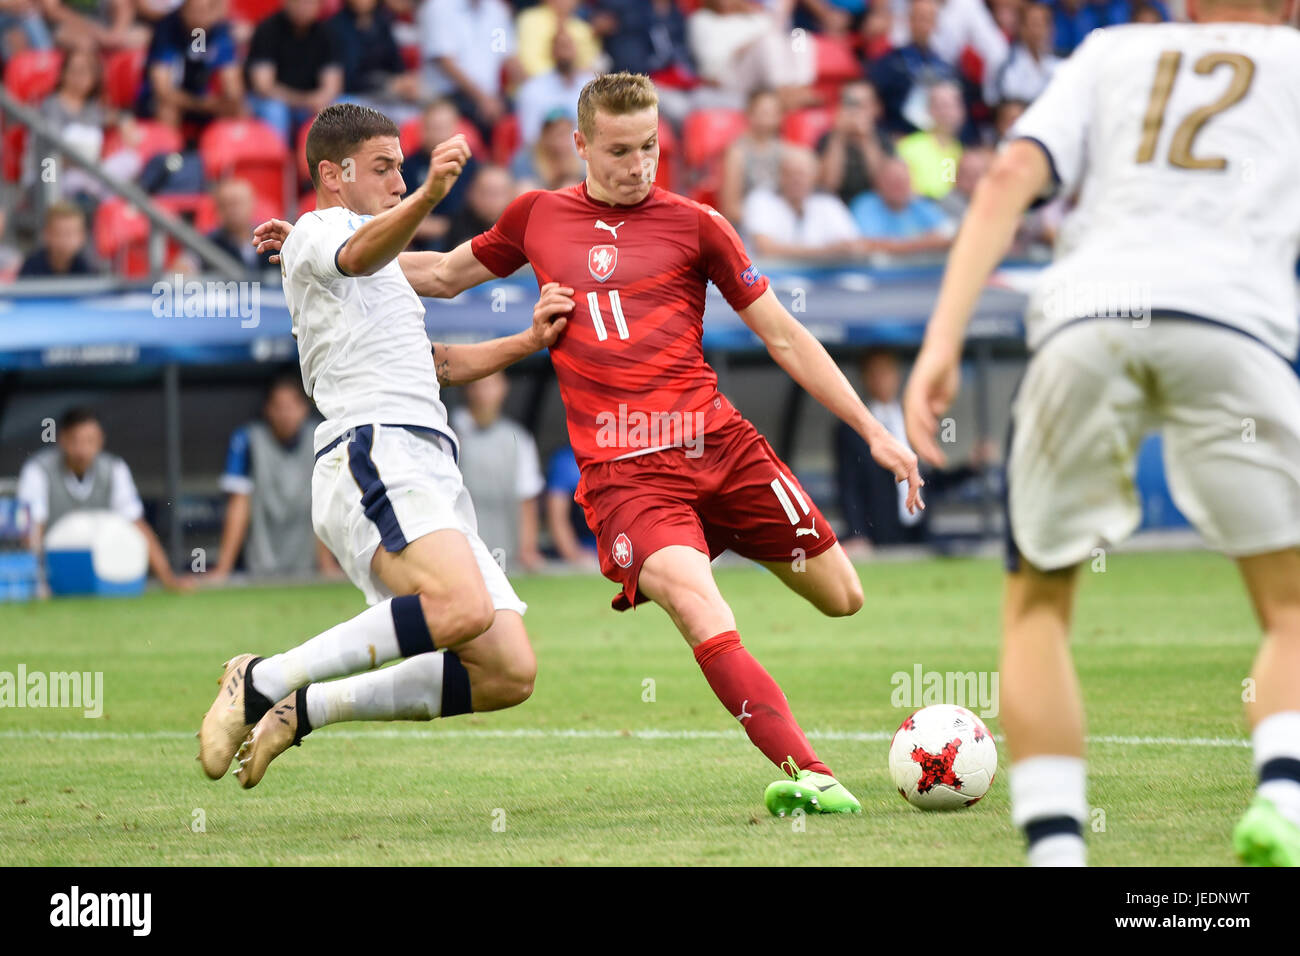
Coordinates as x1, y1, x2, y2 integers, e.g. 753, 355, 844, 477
198, 104, 571, 787
905, 0, 1300, 865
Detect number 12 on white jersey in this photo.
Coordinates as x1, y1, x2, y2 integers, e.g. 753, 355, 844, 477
587, 290, 629, 342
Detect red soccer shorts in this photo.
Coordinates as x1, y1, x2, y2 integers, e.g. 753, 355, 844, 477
575, 411, 838, 611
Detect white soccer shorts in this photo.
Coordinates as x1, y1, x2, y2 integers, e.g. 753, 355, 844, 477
1006, 317, 1300, 571
311, 423, 527, 613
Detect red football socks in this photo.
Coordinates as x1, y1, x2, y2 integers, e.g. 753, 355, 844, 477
693, 630, 832, 776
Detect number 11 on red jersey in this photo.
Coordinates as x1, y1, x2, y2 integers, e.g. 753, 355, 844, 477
587, 290, 629, 342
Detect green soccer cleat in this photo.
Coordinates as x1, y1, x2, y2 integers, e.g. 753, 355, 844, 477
764, 757, 862, 816
1233, 797, 1300, 867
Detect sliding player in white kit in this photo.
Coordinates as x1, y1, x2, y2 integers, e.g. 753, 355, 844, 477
198, 104, 572, 787
904, 0, 1300, 865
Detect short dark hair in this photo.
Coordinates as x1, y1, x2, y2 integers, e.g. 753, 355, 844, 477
264, 372, 306, 403
59, 406, 99, 432
304, 103, 400, 188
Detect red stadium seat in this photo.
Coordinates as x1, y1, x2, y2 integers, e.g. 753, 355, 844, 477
104, 48, 145, 110
199, 118, 291, 212
101, 119, 184, 164
3, 49, 62, 103
1, 125, 25, 183
654, 117, 677, 192
681, 108, 746, 170
490, 113, 520, 167
298, 190, 317, 215
229, 0, 281, 25
155, 193, 217, 234
813, 35, 862, 86
94, 197, 151, 278
296, 115, 316, 184
781, 106, 835, 149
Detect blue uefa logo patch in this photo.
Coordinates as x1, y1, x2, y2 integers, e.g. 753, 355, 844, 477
740, 265, 760, 287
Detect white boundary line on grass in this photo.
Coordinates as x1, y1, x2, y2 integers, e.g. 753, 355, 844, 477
0, 728, 1251, 747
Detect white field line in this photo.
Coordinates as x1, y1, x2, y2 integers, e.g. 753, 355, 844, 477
0, 727, 1250, 747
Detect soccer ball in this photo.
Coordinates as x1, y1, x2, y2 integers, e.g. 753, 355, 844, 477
888, 704, 997, 810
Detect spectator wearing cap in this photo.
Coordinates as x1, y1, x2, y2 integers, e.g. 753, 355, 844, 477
511, 110, 585, 191
246, 0, 344, 146
514, 27, 594, 146
516, 0, 602, 78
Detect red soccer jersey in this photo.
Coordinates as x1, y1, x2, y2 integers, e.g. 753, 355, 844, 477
471, 182, 770, 468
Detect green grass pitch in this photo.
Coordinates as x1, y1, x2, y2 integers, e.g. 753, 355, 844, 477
0, 550, 1263, 865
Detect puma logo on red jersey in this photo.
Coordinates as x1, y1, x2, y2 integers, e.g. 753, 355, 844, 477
595, 219, 625, 240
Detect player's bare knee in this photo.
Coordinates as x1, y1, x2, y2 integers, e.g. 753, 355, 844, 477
823, 578, 864, 617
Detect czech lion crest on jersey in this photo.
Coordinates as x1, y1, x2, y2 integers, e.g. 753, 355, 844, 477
612, 532, 633, 568
588, 244, 618, 282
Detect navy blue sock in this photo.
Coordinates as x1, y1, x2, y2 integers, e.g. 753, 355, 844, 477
391, 595, 435, 657
441, 651, 472, 717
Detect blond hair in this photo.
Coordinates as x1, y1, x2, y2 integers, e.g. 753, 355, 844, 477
576, 73, 659, 139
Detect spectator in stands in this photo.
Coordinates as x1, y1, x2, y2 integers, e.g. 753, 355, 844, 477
247, 0, 344, 146
857, 0, 895, 64
443, 163, 513, 250
417, 0, 521, 137
991, 96, 1027, 143
543, 445, 597, 569
205, 178, 277, 272
451, 372, 546, 574
850, 157, 953, 255
516, 0, 601, 78
884, 0, 1008, 72
515, 27, 594, 146
512, 108, 585, 191
402, 98, 479, 251
818, 79, 890, 206
1132, 1, 1167, 21
17, 406, 192, 592
895, 79, 964, 199
835, 349, 986, 553
329, 0, 420, 118
990, 0, 1023, 37
985, 2, 1059, 106
870, 0, 960, 136
19, 201, 99, 277
210, 376, 337, 581
589, 0, 696, 123
937, 145, 992, 220
688, 0, 816, 112
136, 0, 242, 137
1049, 0, 1166, 55
0, 0, 53, 58
0, 207, 22, 282
720, 88, 788, 225
743, 146, 864, 261
36, 46, 106, 210
41, 0, 150, 51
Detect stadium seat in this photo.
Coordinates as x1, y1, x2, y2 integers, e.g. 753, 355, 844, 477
94, 197, 151, 278
0, 124, 25, 183
490, 113, 520, 167
101, 119, 184, 164
229, 0, 280, 25
781, 106, 835, 149
155, 193, 216, 235
199, 118, 291, 213
813, 35, 862, 86
296, 116, 316, 184
400, 45, 420, 72
681, 109, 746, 170
3, 49, 62, 103
299, 190, 317, 215
104, 48, 146, 111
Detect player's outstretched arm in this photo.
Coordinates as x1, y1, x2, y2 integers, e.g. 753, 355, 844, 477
430, 282, 573, 387
335, 135, 472, 277
739, 286, 926, 515
903, 139, 1049, 466
397, 240, 499, 299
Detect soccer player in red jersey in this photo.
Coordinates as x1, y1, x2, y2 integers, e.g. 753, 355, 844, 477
257, 74, 923, 815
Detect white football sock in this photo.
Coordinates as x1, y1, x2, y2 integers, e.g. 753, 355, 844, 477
305, 652, 447, 727
1010, 755, 1088, 867
1252, 711, 1300, 827
253, 600, 406, 702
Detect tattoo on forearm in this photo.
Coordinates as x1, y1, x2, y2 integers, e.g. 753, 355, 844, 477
432, 344, 452, 387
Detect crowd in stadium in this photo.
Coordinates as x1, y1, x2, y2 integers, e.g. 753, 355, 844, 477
0, 0, 1185, 281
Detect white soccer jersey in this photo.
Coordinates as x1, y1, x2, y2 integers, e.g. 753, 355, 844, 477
279, 205, 457, 455
1011, 22, 1300, 360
